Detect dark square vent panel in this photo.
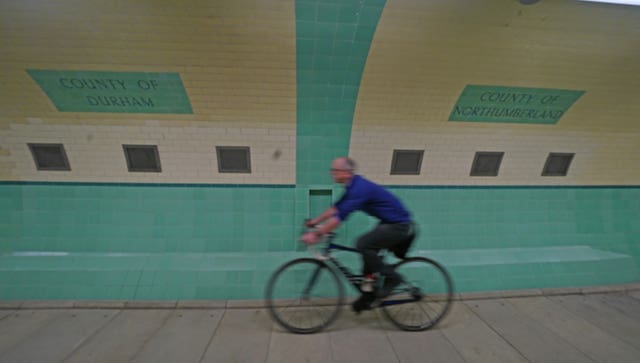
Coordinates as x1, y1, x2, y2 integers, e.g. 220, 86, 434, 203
390, 149, 424, 175
216, 146, 251, 173
28, 143, 71, 171
123, 145, 161, 172
542, 153, 574, 176
470, 152, 504, 176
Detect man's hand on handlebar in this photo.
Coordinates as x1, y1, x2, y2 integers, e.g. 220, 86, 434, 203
300, 230, 321, 245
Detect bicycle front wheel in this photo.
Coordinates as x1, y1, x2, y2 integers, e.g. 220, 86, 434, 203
381, 257, 454, 331
265, 258, 344, 334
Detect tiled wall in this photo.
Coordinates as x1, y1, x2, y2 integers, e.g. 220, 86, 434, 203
295, 0, 385, 186
2, 0, 639, 185
1, 183, 638, 300
2, 183, 296, 253
349, 125, 640, 185
352, 0, 640, 185
0, 0, 297, 183
0, 183, 297, 300
0, 0, 639, 300
3, 123, 295, 184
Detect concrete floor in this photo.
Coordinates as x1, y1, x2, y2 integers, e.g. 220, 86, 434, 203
1, 286, 639, 363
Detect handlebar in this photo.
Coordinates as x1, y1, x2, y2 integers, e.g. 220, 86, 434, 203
300, 220, 338, 258
301, 219, 335, 240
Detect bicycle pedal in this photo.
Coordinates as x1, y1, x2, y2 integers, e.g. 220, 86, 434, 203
409, 287, 423, 300
352, 293, 376, 314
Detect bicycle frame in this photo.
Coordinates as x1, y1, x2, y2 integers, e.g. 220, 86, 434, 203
311, 239, 420, 307
324, 243, 365, 287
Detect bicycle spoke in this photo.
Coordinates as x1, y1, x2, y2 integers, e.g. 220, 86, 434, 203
420, 297, 439, 318
381, 257, 453, 331
265, 258, 344, 334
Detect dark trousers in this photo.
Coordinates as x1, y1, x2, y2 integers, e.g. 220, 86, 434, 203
355, 222, 413, 277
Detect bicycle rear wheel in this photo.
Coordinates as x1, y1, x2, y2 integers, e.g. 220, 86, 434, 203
265, 258, 344, 334
381, 257, 453, 331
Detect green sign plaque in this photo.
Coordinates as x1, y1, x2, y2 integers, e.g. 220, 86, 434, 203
27, 69, 193, 114
449, 85, 584, 124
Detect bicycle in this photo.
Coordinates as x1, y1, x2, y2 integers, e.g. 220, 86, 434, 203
264, 231, 454, 334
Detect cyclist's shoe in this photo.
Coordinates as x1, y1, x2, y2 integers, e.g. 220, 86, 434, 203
352, 292, 376, 314
376, 273, 403, 299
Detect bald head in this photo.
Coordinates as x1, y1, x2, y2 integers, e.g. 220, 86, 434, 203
330, 157, 356, 184
333, 157, 355, 171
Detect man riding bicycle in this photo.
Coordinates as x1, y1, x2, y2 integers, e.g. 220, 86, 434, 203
301, 157, 416, 312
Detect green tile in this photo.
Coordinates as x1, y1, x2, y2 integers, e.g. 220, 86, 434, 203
317, 3, 340, 22
120, 286, 137, 299
295, 20, 315, 36
332, 40, 352, 55
296, 38, 314, 55
359, 6, 384, 25
295, 2, 316, 21
338, 4, 359, 23
314, 21, 337, 39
